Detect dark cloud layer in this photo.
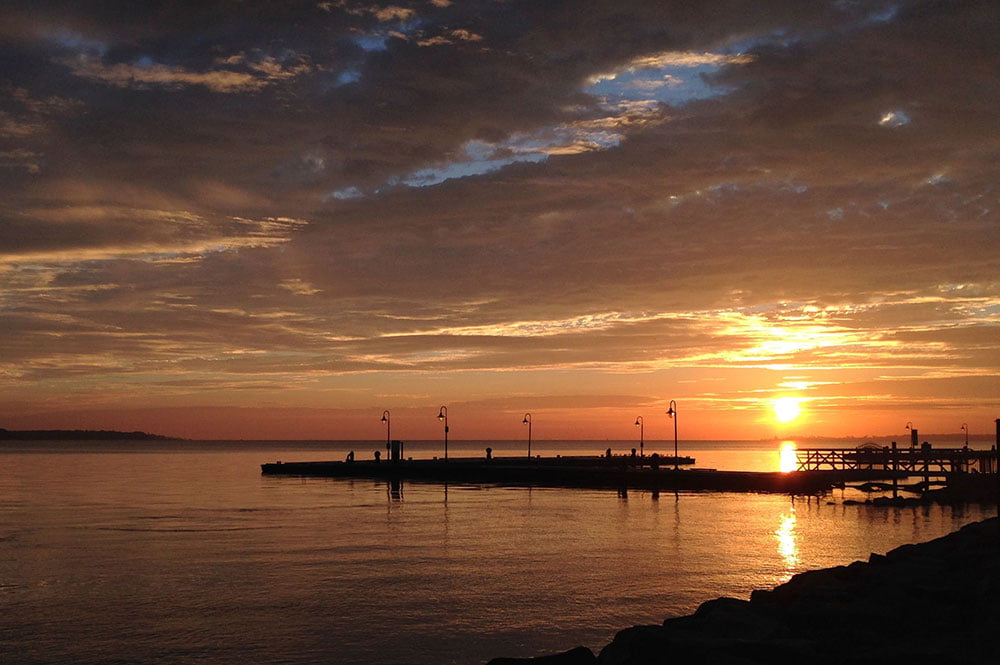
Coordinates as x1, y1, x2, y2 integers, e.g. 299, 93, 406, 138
1, 0, 997, 437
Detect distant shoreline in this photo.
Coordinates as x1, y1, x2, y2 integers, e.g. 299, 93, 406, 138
0, 429, 180, 441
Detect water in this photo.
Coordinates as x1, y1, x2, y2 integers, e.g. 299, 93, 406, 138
1, 440, 992, 665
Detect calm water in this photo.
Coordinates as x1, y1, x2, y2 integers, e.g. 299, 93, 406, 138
1, 440, 992, 665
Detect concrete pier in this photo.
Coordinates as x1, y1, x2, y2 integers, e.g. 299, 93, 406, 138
261, 456, 839, 494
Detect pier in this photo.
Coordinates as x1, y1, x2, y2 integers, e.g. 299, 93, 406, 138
263, 421, 1000, 499
261, 454, 840, 494
795, 440, 998, 500
796, 444, 997, 475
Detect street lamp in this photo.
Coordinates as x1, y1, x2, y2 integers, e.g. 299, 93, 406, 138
438, 406, 449, 461
961, 423, 969, 448
381, 410, 391, 453
522, 413, 532, 459
634, 416, 644, 457
666, 400, 678, 470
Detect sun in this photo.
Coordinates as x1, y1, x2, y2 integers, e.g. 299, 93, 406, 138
773, 397, 802, 423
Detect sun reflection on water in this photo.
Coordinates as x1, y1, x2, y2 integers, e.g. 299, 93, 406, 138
775, 508, 799, 581
778, 441, 798, 472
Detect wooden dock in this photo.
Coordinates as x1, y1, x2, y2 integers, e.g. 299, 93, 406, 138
795, 443, 999, 500
796, 444, 997, 475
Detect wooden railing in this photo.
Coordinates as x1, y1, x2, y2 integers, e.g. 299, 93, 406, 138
796, 445, 997, 474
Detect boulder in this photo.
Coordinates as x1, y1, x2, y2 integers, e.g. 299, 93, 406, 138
596, 625, 671, 665
487, 645, 596, 665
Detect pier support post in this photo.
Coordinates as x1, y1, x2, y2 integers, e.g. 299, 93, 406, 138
891, 441, 898, 499
921, 441, 930, 490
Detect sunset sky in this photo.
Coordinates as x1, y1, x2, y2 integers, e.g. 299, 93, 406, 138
2, 0, 997, 441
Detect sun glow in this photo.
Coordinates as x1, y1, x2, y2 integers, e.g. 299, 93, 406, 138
773, 397, 802, 423
778, 441, 799, 473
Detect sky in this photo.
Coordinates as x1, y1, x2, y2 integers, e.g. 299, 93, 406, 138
1, 0, 998, 442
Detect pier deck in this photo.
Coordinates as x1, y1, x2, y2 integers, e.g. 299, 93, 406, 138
261, 456, 841, 494
794, 444, 999, 501
796, 445, 997, 474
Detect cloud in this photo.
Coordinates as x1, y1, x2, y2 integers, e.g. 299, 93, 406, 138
1, 0, 998, 436
0, 206, 308, 266
417, 28, 484, 47
60, 53, 313, 93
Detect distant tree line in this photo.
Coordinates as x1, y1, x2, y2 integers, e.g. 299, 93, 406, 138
0, 429, 177, 441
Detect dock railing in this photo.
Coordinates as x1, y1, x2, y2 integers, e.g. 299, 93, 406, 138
796, 444, 997, 475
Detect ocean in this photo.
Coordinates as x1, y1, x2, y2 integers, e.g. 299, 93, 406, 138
1, 439, 992, 665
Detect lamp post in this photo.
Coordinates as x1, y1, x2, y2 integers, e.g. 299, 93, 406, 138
381, 410, 391, 454
961, 423, 969, 448
634, 416, 644, 457
438, 406, 449, 461
666, 400, 678, 470
522, 413, 532, 459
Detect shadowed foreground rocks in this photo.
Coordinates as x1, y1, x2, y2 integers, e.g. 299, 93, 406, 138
489, 518, 998, 665
599, 517, 998, 665
487, 646, 597, 665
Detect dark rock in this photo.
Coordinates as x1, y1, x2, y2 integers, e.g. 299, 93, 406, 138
487, 646, 596, 665
667, 597, 787, 642
596, 625, 671, 665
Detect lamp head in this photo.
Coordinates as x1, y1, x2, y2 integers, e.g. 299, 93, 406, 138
667, 407, 675, 418
438, 407, 446, 420
381, 415, 388, 423
634, 418, 641, 427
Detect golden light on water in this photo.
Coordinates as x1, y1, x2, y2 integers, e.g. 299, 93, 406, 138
775, 508, 799, 580
778, 441, 798, 473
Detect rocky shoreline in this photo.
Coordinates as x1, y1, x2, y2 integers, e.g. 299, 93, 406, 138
488, 517, 999, 665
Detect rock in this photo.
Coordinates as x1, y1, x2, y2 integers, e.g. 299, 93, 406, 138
597, 612, 822, 665
596, 625, 671, 665
487, 645, 596, 665
666, 597, 787, 642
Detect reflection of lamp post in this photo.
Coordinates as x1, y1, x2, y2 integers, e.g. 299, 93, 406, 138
634, 416, 644, 457
522, 413, 532, 459
666, 400, 678, 470
438, 406, 449, 461
381, 410, 391, 453
961, 423, 969, 448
